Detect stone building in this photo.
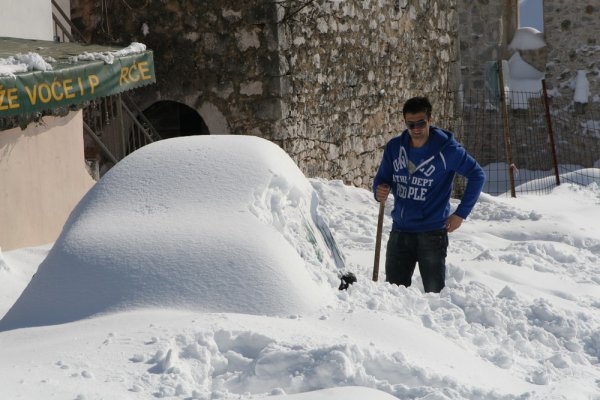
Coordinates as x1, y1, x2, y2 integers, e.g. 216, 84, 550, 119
71, 0, 459, 187
456, 0, 519, 94
70, 0, 598, 187
457, 0, 599, 111
543, 0, 599, 107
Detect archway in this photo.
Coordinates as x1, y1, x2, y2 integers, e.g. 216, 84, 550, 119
143, 101, 210, 139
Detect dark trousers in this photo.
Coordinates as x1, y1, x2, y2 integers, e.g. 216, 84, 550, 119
385, 229, 448, 293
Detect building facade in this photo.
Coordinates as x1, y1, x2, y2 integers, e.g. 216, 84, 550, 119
0, 0, 95, 250
543, 0, 599, 106
0, 1, 157, 250
71, 0, 460, 187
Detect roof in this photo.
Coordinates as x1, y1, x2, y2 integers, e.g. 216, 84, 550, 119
0, 37, 156, 119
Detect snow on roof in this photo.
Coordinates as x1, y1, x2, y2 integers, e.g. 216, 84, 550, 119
0, 41, 147, 78
67, 42, 147, 64
0, 52, 53, 78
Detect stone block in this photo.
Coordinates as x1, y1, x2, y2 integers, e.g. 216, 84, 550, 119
255, 98, 288, 121
240, 81, 264, 96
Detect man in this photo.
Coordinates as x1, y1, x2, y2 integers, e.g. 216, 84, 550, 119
373, 96, 485, 293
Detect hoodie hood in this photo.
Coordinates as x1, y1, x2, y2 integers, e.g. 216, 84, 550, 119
399, 126, 455, 155
397, 126, 456, 173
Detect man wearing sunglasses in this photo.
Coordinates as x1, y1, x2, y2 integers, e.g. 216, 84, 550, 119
372, 96, 485, 293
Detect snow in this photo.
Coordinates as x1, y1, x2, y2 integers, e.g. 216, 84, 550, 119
1, 135, 600, 400
506, 52, 545, 102
0, 136, 339, 330
0, 52, 53, 77
506, 23, 546, 99
68, 42, 147, 64
0, 42, 146, 78
574, 70, 590, 104
508, 27, 546, 51
508, 52, 544, 81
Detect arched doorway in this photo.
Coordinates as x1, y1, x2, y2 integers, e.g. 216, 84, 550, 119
143, 101, 210, 138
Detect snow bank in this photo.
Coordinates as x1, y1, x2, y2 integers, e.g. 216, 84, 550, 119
0, 248, 9, 272
574, 70, 589, 103
0, 244, 51, 319
507, 52, 544, 102
508, 27, 546, 50
0, 136, 340, 330
0, 175, 599, 399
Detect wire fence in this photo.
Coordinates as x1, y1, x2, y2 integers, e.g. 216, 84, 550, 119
438, 86, 600, 197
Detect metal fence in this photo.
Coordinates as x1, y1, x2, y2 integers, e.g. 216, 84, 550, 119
439, 84, 600, 197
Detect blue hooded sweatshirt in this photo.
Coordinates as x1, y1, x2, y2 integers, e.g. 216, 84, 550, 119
372, 126, 485, 232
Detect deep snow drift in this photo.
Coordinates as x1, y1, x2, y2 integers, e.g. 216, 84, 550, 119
0, 136, 599, 400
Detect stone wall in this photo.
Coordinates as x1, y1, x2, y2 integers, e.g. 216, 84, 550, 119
454, 0, 599, 174
456, 0, 599, 110
543, 0, 599, 108
71, 0, 459, 187
71, 0, 282, 137
270, 0, 459, 187
456, 0, 518, 93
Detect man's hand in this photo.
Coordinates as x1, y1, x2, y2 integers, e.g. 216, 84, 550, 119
376, 184, 390, 203
445, 214, 463, 233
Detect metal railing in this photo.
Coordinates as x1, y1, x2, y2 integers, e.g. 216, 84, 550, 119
82, 94, 162, 176
51, 0, 86, 43
51, 0, 162, 178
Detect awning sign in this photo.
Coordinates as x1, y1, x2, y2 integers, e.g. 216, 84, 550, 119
0, 51, 155, 117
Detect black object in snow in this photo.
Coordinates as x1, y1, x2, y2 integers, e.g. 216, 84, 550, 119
338, 272, 357, 290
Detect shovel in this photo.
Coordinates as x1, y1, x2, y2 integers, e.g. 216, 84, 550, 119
372, 199, 386, 281
339, 186, 387, 289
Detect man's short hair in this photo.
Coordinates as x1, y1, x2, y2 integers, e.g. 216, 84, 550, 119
403, 96, 432, 117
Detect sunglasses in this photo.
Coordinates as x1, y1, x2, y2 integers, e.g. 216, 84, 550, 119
405, 119, 428, 129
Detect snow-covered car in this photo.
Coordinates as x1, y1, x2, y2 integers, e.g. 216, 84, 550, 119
0, 136, 345, 330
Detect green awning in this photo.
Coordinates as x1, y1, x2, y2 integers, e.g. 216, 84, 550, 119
0, 37, 156, 118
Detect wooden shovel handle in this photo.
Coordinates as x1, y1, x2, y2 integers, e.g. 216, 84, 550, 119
372, 200, 385, 281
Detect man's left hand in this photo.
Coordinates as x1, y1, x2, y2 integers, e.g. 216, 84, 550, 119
445, 214, 463, 233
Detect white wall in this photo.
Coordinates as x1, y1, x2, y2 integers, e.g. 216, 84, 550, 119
0, 1, 95, 251
0, 0, 53, 40
0, 112, 95, 251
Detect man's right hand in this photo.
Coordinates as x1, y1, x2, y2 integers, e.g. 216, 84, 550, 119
375, 184, 390, 203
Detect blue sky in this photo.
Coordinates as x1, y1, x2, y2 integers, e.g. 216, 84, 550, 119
519, 0, 544, 31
